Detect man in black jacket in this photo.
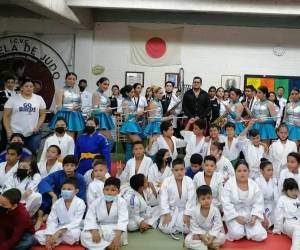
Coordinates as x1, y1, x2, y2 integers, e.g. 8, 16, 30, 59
182, 76, 211, 120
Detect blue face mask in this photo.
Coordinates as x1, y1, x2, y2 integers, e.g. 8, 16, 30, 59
61, 190, 74, 200
104, 195, 117, 202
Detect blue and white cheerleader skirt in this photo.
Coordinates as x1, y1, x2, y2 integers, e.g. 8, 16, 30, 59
287, 124, 300, 140
120, 114, 143, 134
253, 122, 277, 140
48, 108, 85, 131
144, 118, 161, 136
92, 110, 115, 130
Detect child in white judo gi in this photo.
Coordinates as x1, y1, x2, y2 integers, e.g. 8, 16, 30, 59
185, 185, 225, 250
158, 158, 196, 238
209, 141, 235, 181
124, 173, 160, 232
81, 177, 129, 250
38, 145, 62, 178
278, 152, 300, 195
35, 177, 86, 248
273, 178, 300, 250
255, 158, 278, 229
193, 155, 224, 209
2, 157, 42, 217
87, 159, 107, 207
269, 123, 297, 180
221, 159, 267, 241
0, 143, 21, 191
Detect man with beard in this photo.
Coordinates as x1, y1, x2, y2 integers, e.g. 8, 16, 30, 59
182, 76, 210, 122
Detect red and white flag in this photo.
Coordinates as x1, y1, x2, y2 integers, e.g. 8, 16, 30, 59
129, 26, 183, 67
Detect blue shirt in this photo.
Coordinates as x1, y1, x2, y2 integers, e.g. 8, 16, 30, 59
185, 166, 203, 179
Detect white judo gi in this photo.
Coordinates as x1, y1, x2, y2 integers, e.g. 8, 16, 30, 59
148, 135, 186, 160
255, 175, 279, 227
193, 171, 224, 208
35, 196, 86, 245
0, 161, 18, 190
268, 139, 297, 180
3, 173, 42, 216
185, 204, 225, 250
216, 155, 235, 179
273, 195, 300, 250
147, 164, 172, 194
158, 175, 196, 234
180, 130, 207, 167
87, 179, 104, 207
81, 196, 129, 250
124, 187, 160, 231
238, 136, 267, 179
40, 133, 75, 162
222, 137, 241, 162
278, 168, 300, 196
221, 177, 267, 241
37, 160, 63, 178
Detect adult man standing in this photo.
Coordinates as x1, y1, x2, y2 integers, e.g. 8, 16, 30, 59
132, 83, 148, 113
182, 76, 210, 121
78, 79, 92, 116
277, 86, 287, 120
241, 85, 257, 118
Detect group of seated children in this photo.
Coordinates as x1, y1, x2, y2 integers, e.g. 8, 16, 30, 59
0, 126, 300, 250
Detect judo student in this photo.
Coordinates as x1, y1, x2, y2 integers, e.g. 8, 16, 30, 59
148, 121, 187, 160
238, 120, 268, 179
185, 185, 225, 250
38, 145, 63, 178
124, 174, 160, 232
273, 178, 300, 250
40, 117, 74, 163
222, 122, 241, 166
36, 155, 86, 230
180, 118, 207, 166
0, 188, 35, 250
193, 156, 223, 209
117, 141, 153, 186
2, 157, 42, 217
87, 159, 107, 207
35, 177, 86, 248
221, 160, 267, 242
185, 153, 203, 180
158, 158, 196, 237
255, 158, 278, 229
204, 124, 225, 156
0, 143, 22, 190
210, 141, 235, 181
269, 123, 297, 180
81, 177, 129, 249
0, 133, 32, 163
278, 152, 300, 195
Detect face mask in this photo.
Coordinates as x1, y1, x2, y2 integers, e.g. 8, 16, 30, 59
55, 127, 65, 134
0, 206, 8, 214
165, 156, 172, 165
61, 190, 74, 200
16, 169, 28, 180
79, 86, 85, 92
85, 126, 95, 134
104, 195, 117, 202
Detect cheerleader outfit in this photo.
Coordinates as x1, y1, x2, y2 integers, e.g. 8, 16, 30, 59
144, 99, 163, 136
49, 85, 85, 131
252, 99, 277, 140
223, 101, 245, 135
284, 101, 300, 140
120, 98, 143, 135
91, 89, 115, 130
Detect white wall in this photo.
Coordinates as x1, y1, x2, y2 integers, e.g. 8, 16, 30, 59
90, 22, 300, 94
1, 18, 300, 95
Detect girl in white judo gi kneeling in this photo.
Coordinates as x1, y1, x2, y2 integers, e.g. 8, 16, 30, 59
81, 177, 129, 250
221, 159, 267, 241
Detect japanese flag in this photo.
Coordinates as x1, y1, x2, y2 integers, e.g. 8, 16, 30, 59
129, 26, 183, 67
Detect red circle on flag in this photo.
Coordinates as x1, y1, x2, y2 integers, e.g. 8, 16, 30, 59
145, 37, 166, 58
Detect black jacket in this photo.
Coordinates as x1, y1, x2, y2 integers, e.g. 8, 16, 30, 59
210, 98, 220, 123
182, 89, 211, 119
